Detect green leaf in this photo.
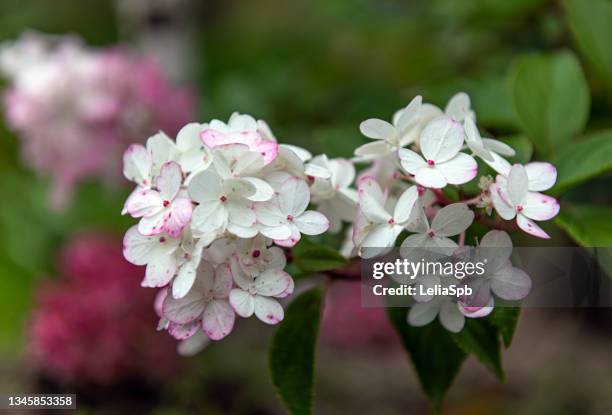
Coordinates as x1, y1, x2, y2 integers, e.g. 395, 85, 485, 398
386, 308, 466, 412
555, 204, 612, 246
451, 318, 504, 380
270, 287, 324, 415
489, 307, 521, 348
564, 0, 612, 93
505, 135, 533, 164
552, 130, 612, 194
510, 51, 590, 156
292, 237, 348, 274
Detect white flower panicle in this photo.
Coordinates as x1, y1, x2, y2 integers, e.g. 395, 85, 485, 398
349, 92, 558, 332
122, 112, 343, 347
123, 92, 560, 344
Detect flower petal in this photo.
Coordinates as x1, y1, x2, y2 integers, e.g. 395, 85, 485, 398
517, 214, 550, 239
431, 203, 474, 237
521, 192, 560, 221
358, 177, 390, 222
420, 116, 464, 163
212, 263, 234, 298
172, 261, 197, 299
158, 162, 183, 202
398, 148, 427, 175
525, 162, 557, 192
229, 289, 255, 317
202, 300, 235, 340
126, 188, 163, 218
354, 140, 391, 157
393, 185, 419, 224
294, 211, 329, 235
507, 164, 529, 206
439, 301, 465, 333
436, 153, 477, 185
191, 200, 227, 233
408, 300, 440, 327
491, 264, 532, 301
482, 138, 515, 157
415, 167, 447, 189
254, 269, 292, 296
253, 296, 284, 324
464, 117, 493, 161
359, 118, 395, 140
163, 285, 205, 324
188, 170, 222, 202
490, 183, 516, 220
279, 178, 310, 216
123, 144, 151, 186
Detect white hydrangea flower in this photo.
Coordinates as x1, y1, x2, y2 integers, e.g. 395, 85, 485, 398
355, 96, 424, 158
123, 225, 180, 287
490, 163, 559, 239
398, 116, 477, 188
400, 203, 474, 257
163, 262, 235, 341
254, 177, 329, 246
307, 155, 358, 233
228, 257, 294, 324
355, 176, 421, 258
459, 230, 532, 309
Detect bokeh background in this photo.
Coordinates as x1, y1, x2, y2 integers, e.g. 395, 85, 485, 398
0, 0, 611, 414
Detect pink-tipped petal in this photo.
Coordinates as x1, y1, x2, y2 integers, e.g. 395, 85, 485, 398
521, 192, 559, 221
516, 214, 550, 239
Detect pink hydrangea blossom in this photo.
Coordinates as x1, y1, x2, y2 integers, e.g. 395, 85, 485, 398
29, 232, 182, 385
0, 32, 195, 209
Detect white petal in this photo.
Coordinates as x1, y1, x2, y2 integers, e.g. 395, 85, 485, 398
507, 164, 529, 206
123, 225, 178, 265
464, 117, 493, 161
242, 177, 274, 202
393, 185, 419, 224
229, 289, 255, 317
436, 153, 477, 185
358, 177, 390, 223
142, 253, 178, 287
395, 95, 422, 132
304, 162, 332, 179
445, 92, 472, 122
408, 300, 440, 326
439, 301, 465, 333
482, 138, 515, 157
254, 202, 286, 226
359, 118, 395, 140
163, 197, 193, 238
525, 162, 557, 192
420, 116, 464, 163
280, 144, 311, 161
521, 192, 560, 221
254, 270, 291, 297
177, 331, 210, 356
479, 230, 512, 272
163, 287, 205, 324
491, 264, 532, 301
516, 214, 550, 239
259, 224, 292, 240
202, 300, 235, 340
191, 201, 227, 233
213, 263, 234, 298
294, 211, 329, 235
415, 167, 447, 189
354, 140, 391, 157
147, 131, 179, 175
188, 170, 222, 202
126, 189, 163, 218
362, 223, 402, 248
483, 152, 511, 176
227, 222, 258, 238
253, 296, 284, 324
398, 148, 427, 174
431, 203, 474, 237
489, 183, 516, 220
172, 262, 197, 299
279, 178, 310, 216
227, 202, 256, 227
138, 210, 167, 236
123, 144, 151, 186
176, 122, 203, 150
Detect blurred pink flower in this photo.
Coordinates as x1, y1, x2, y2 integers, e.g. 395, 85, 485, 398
320, 281, 400, 352
29, 232, 182, 385
0, 32, 196, 209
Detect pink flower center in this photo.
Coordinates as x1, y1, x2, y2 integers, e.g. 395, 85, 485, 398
387, 218, 395, 225
159, 236, 166, 243
220, 195, 227, 203
417, 185, 425, 196
427, 160, 435, 166
252, 250, 261, 258
516, 205, 524, 213
287, 215, 294, 222
163, 200, 170, 207
427, 230, 435, 238
306, 175, 315, 183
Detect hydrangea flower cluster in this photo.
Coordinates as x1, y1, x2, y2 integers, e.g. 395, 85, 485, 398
349, 92, 560, 332
122, 112, 356, 346
0, 32, 194, 209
